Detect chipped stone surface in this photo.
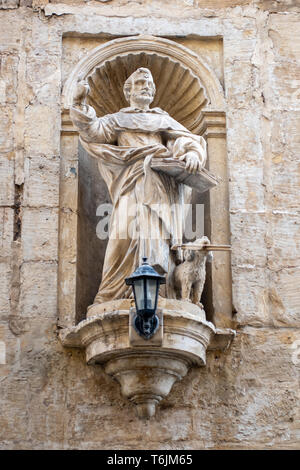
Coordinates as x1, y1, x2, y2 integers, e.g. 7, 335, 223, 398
19, 261, 58, 318
0, 158, 14, 206
22, 208, 58, 261
0, 0, 299, 449
23, 155, 60, 208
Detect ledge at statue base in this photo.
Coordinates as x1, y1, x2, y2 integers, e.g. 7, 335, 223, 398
60, 299, 235, 418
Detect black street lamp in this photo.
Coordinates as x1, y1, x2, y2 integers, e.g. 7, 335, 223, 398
125, 257, 166, 339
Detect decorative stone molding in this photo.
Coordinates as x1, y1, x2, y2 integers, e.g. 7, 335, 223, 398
198, 110, 226, 138
60, 299, 234, 418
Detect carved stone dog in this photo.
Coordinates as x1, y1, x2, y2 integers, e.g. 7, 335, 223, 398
174, 236, 210, 307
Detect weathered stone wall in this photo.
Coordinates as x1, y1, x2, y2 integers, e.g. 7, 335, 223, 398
0, 0, 299, 449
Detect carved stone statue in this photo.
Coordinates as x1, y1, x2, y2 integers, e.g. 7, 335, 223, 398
70, 67, 207, 304
173, 236, 210, 307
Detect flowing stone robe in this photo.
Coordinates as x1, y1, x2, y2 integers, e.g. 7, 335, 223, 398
70, 104, 207, 303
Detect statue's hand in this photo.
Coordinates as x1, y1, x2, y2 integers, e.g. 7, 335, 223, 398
179, 151, 201, 174
73, 79, 90, 106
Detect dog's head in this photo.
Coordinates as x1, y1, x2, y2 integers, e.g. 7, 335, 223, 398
194, 236, 210, 247
182, 236, 210, 262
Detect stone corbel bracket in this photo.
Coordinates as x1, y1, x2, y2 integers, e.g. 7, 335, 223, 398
59, 300, 235, 418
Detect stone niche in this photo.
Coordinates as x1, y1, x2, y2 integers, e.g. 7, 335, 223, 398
59, 35, 235, 418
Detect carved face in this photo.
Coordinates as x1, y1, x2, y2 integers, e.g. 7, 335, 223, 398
124, 68, 155, 107
130, 74, 155, 106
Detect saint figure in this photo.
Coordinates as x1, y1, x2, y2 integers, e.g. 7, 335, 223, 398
70, 67, 207, 303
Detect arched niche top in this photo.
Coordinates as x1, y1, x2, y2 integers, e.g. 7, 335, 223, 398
63, 35, 225, 133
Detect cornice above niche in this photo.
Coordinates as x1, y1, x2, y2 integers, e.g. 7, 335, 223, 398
62, 35, 225, 134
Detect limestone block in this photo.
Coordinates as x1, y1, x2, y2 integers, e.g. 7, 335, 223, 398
0, 377, 30, 444
26, 403, 65, 448
229, 162, 265, 212
0, 318, 65, 447
269, 267, 300, 327
23, 155, 59, 207
227, 109, 263, 163
223, 21, 256, 62
0, 53, 18, 104
234, 260, 300, 328
19, 0, 33, 6
0, 106, 13, 153
0, 207, 14, 259
267, 213, 300, 271
234, 327, 299, 386
228, 384, 299, 446
30, 15, 61, 55
26, 54, 60, 105
266, 15, 300, 109
282, 112, 300, 156
0, 11, 23, 49
24, 105, 60, 156
268, 13, 300, 62
0, 321, 21, 377
269, 63, 300, 110
270, 159, 300, 211
67, 404, 139, 445
230, 211, 267, 267
185, 328, 299, 448
258, 0, 300, 12
22, 207, 58, 261
0, 262, 11, 317
232, 266, 270, 326
146, 408, 193, 442
56, 350, 109, 407
0, 156, 14, 206
225, 60, 256, 107
19, 261, 57, 318
0, 0, 19, 9
270, 111, 300, 160
18, 317, 64, 384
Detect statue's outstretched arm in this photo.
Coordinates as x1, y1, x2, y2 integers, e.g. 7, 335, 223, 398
70, 79, 117, 144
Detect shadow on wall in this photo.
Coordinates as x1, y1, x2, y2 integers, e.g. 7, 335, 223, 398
76, 143, 111, 323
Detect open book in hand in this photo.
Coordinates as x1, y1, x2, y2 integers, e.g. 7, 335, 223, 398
150, 157, 220, 193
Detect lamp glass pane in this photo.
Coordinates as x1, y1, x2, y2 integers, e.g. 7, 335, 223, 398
145, 278, 158, 310
133, 279, 144, 310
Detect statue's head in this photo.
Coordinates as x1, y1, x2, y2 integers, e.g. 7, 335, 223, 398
123, 68, 156, 108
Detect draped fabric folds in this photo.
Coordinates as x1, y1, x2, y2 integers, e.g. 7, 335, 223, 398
70, 105, 207, 303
